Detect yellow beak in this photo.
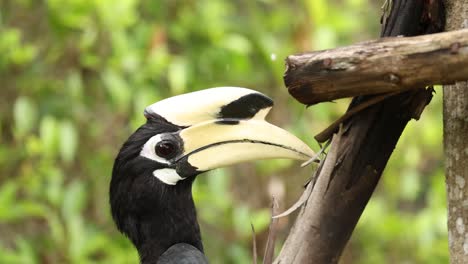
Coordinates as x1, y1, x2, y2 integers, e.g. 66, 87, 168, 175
178, 119, 314, 171
144, 87, 314, 172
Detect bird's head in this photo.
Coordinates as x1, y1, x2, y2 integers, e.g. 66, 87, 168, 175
110, 87, 314, 258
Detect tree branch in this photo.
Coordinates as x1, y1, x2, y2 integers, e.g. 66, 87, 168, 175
274, 0, 445, 263
443, 0, 468, 263
285, 28, 466, 105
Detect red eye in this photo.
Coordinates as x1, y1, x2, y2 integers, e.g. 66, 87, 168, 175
155, 140, 177, 159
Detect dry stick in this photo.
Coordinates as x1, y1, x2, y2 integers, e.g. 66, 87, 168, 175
274, 125, 345, 264
311, 125, 344, 197
272, 172, 315, 219
301, 139, 331, 167
251, 223, 257, 264
314, 91, 400, 143
273, 140, 331, 219
284, 28, 468, 105
263, 197, 280, 264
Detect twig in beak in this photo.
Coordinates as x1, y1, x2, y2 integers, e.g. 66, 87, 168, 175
301, 140, 331, 167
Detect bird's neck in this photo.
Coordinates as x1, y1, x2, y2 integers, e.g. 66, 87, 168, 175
131, 182, 204, 263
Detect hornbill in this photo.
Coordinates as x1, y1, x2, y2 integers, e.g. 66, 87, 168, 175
110, 87, 314, 263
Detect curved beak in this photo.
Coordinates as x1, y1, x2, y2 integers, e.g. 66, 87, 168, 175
177, 119, 314, 171
144, 86, 314, 173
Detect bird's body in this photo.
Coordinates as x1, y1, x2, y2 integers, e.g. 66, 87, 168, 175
110, 116, 204, 262
110, 87, 313, 263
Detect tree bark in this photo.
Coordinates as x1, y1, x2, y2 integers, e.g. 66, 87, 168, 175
443, 1, 468, 263
274, 1, 445, 263
285, 29, 468, 105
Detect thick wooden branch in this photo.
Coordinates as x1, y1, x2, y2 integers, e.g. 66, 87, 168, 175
275, 0, 445, 263
286, 28, 467, 105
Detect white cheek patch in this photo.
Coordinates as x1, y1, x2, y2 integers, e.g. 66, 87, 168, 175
141, 135, 186, 185
153, 168, 184, 185
140, 135, 170, 164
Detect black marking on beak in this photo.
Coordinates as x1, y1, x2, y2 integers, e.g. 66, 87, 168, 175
218, 93, 273, 119
215, 119, 240, 125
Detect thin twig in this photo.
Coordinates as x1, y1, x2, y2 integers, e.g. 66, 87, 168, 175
263, 197, 280, 264
272, 178, 314, 219
251, 223, 257, 264
273, 141, 330, 219
315, 91, 400, 142
322, 124, 344, 193
301, 139, 330, 167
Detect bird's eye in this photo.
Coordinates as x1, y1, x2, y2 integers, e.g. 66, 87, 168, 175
155, 140, 177, 159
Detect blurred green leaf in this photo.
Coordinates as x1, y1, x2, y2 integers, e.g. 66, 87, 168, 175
221, 34, 252, 54
0, 238, 36, 264
0, 181, 19, 220
168, 57, 188, 94
0, 28, 37, 67
13, 97, 37, 139
66, 71, 84, 100
0, 181, 48, 221
39, 116, 59, 157
15, 238, 37, 264
62, 181, 87, 221
45, 212, 66, 245
45, 166, 65, 207
400, 169, 421, 201
103, 69, 131, 112
59, 120, 78, 163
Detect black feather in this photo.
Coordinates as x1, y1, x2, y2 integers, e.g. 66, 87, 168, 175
110, 118, 205, 263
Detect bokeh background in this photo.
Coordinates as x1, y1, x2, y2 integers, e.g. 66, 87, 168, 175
0, 0, 447, 263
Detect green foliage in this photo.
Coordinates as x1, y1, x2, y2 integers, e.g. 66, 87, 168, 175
0, 0, 446, 263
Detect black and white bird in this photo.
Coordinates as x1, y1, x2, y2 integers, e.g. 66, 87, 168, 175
110, 87, 314, 263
